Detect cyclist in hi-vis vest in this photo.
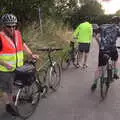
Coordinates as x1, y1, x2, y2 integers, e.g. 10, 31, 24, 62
73, 17, 93, 68
0, 14, 39, 116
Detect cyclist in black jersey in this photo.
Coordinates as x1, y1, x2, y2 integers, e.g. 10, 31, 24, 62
91, 16, 120, 91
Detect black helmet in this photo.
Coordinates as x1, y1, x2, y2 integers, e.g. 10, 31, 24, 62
84, 16, 90, 21
1, 14, 17, 26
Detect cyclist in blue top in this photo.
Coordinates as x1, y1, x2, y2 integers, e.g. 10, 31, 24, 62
91, 16, 120, 91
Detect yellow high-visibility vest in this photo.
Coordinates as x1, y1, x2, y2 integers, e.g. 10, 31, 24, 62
0, 30, 24, 72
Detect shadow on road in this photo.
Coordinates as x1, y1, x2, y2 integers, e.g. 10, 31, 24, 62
0, 112, 16, 120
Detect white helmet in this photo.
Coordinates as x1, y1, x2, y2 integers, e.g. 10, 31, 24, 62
1, 14, 17, 26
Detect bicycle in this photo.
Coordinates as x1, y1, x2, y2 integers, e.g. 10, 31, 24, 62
12, 59, 48, 119
61, 41, 80, 70
100, 47, 120, 100
100, 53, 113, 99
37, 47, 62, 91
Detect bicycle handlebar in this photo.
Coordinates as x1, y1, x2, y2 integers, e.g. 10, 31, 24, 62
25, 58, 37, 66
37, 48, 63, 52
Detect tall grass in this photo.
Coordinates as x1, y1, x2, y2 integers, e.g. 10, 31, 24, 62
22, 19, 73, 66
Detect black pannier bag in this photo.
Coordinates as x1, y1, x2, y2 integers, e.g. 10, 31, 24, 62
14, 63, 36, 86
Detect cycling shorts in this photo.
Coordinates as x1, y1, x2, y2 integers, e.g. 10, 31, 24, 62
78, 43, 90, 53
98, 48, 118, 67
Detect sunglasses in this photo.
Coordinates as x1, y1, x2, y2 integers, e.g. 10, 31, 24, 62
6, 26, 16, 29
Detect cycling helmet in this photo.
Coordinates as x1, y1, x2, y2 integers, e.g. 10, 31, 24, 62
1, 14, 17, 26
111, 16, 120, 23
84, 16, 90, 21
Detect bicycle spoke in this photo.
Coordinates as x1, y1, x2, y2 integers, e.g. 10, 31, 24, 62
37, 69, 48, 97
15, 80, 40, 119
61, 52, 71, 70
72, 50, 80, 68
100, 77, 109, 100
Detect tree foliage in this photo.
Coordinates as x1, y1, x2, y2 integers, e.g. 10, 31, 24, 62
116, 10, 120, 16
79, 1, 104, 16
0, 0, 114, 28
0, 0, 55, 23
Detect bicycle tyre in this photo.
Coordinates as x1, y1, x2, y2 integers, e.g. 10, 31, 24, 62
72, 50, 80, 68
15, 80, 40, 119
48, 62, 61, 91
37, 69, 48, 97
107, 65, 113, 82
61, 51, 71, 70
100, 69, 111, 99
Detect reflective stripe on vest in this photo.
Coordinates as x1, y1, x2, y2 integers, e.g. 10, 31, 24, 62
0, 31, 24, 72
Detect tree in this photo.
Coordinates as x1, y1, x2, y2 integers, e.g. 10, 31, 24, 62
78, 0, 104, 16
67, 0, 104, 28
0, 0, 55, 23
54, 0, 78, 17
115, 10, 120, 16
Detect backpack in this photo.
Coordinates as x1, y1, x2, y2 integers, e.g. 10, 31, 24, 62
14, 63, 36, 86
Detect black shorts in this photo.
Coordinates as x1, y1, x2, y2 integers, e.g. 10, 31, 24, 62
98, 48, 118, 67
78, 43, 90, 53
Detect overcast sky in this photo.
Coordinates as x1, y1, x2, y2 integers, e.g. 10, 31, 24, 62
98, 0, 120, 14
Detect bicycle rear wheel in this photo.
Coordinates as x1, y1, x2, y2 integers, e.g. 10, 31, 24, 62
37, 69, 48, 97
14, 80, 40, 119
61, 52, 71, 70
72, 50, 80, 68
48, 62, 61, 91
100, 69, 111, 99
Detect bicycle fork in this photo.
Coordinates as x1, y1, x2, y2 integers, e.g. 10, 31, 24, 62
14, 89, 21, 106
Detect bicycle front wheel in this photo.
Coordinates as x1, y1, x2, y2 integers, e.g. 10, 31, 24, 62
15, 80, 40, 119
100, 76, 109, 100
48, 62, 61, 91
37, 69, 48, 97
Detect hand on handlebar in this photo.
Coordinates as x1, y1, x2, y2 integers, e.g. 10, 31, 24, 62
31, 54, 39, 59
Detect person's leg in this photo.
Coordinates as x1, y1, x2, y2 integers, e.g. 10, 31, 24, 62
0, 72, 18, 116
0, 72, 13, 104
83, 43, 90, 67
91, 66, 106, 90
91, 50, 107, 91
78, 52, 83, 64
2, 92, 12, 104
77, 43, 84, 66
83, 52, 89, 68
111, 47, 119, 79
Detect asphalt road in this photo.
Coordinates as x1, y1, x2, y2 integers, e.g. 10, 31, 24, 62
1, 38, 120, 120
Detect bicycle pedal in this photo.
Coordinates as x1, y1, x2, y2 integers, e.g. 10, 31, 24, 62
41, 87, 48, 96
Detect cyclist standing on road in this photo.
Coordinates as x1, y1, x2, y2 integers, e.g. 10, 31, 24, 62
0, 13, 39, 116
73, 17, 93, 68
91, 16, 120, 91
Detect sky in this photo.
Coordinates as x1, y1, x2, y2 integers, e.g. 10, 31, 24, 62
98, 0, 120, 14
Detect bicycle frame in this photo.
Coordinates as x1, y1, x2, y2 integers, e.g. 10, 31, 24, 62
47, 49, 55, 67
61, 41, 79, 70
100, 54, 114, 99
37, 48, 62, 90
